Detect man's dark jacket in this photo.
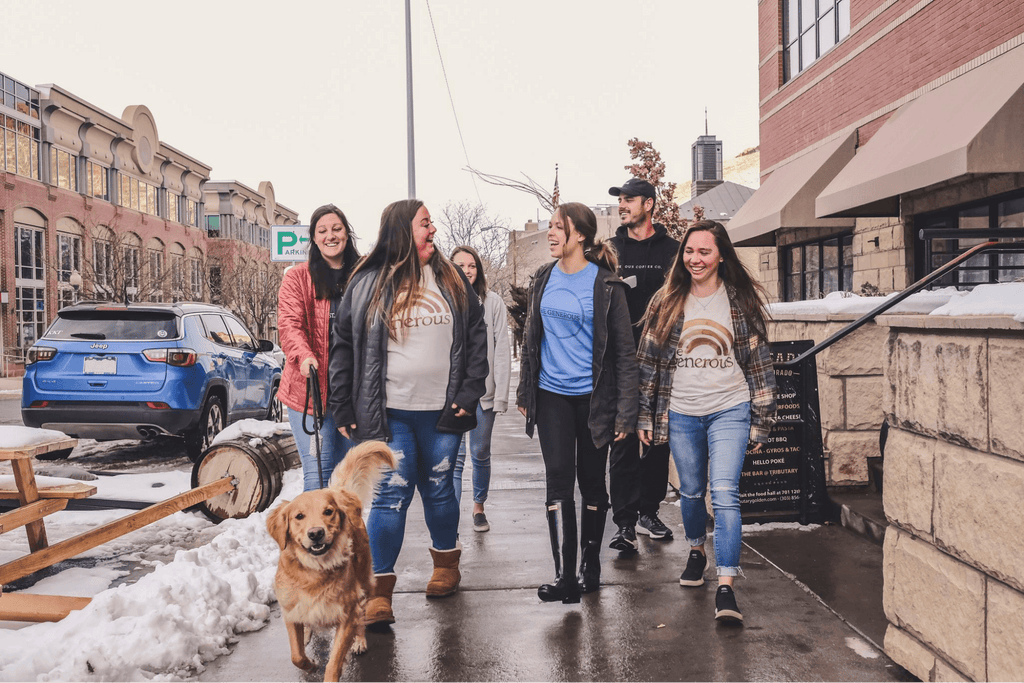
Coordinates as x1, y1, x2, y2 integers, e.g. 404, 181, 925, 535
328, 265, 489, 442
515, 262, 639, 449
609, 222, 680, 347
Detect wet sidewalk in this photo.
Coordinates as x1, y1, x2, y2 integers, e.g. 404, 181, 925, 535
200, 395, 909, 682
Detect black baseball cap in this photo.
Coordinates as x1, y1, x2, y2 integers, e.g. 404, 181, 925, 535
608, 178, 656, 199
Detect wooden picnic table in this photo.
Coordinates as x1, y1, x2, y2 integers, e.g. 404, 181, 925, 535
0, 429, 236, 623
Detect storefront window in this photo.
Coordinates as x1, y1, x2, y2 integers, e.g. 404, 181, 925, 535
783, 233, 854, 301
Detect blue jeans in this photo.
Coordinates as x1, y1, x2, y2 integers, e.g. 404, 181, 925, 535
669, 402, 751, 578
368, 409, 462, 574
288, 407, 352, 492
453, 405, 496, 505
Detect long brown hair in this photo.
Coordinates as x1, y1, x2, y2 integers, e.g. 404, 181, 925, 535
554, 202, 618, 272
351, 199, 468, 340
644, 220, 770, 348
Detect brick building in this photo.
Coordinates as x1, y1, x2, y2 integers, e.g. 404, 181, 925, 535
730, 0, 1024, 301
0, 70, 298, 374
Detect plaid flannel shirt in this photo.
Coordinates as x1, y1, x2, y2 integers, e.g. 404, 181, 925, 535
636, 286, 777, 446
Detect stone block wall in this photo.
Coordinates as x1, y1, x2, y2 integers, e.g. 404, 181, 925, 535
878, 314, 1024, 682
768, 314, 887, 486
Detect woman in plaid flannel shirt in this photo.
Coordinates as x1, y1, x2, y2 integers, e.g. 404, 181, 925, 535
636, 220, 776, 624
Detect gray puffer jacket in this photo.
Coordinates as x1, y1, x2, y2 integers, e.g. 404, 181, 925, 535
327, 265, 488, 442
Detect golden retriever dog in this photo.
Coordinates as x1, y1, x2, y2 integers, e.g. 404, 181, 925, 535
267, 440, 397, 681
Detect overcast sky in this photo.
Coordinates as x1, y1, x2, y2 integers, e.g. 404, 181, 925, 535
4, 0, 759, 245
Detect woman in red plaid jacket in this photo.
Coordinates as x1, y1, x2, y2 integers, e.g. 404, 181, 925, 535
636, 220, 776, 624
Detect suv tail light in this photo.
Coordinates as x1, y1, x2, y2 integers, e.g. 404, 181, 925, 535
143, 348, 198, 367
26, 347, 57, 365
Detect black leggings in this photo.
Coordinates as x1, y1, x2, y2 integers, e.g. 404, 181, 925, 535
536, 389, 609, 505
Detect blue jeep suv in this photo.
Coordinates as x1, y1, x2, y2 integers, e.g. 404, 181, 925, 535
22, 302, 282, 461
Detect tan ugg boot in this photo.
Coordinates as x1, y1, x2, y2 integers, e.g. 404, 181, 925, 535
426, 543, 462, 598
364, 573, 397, 628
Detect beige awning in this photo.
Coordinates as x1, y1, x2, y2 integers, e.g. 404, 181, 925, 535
817, 45, 1024, 218
726, 131, 857, 247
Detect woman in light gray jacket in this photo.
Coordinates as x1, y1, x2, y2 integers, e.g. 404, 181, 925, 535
451, 245, 511, 533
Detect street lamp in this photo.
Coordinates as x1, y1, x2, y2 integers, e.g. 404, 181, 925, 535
482, 225, 518, 288
69, 269, 83, 305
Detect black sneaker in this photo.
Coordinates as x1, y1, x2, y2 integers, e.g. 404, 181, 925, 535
679, 549, 707, 586
608, 525, 638, 552
636, 513, 674, 540
473, 512, 490, 532
715, 585, 743, 622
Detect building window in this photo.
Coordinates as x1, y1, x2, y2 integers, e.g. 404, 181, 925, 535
50, 147, 77, 191
1, 74, 41, 180
783, 0, 850, 83
85, 160, 109, 201
184, 199, 199, 228
171, 255, 185, 299
166, 192, 179, 223
149, 249, 164, 302
93, 239, 114, 299
916, 192, 1024, 287
14, 224, 46, 348
117, 173, 159, 217
206, 215, 220, 238
210, 265, 222, 304
190, 258, 203, 300
783, 234, 853, 301
124, 246, 140, 301
57, 233, 82, 309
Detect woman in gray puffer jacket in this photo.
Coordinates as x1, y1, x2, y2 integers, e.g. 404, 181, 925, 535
328, 199, 488, 630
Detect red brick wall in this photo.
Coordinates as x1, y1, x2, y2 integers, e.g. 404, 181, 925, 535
758, 0, 1024, 172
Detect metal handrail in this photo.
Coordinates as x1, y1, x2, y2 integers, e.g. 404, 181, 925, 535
778, 240, 1024, 367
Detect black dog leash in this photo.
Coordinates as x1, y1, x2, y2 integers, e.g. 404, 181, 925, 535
302, 365, 326, 489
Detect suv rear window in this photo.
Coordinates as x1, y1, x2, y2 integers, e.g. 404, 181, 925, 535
43, 311, 179, 341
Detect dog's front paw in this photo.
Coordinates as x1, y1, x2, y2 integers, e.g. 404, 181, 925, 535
350, 635, 368, 655
291, 655, 316, 672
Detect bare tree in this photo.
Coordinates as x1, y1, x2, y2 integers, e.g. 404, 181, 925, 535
212, 259, 283, 340
463, 167, 557, 214
433, 201, 514, 296
73, 227, 187, 305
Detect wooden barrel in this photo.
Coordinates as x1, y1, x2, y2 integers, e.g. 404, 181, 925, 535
190, 431, 300, 522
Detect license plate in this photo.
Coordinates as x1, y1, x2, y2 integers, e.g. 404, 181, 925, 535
83, 356, 117, 375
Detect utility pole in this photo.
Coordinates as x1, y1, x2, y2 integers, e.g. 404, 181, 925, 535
406, 0, 416, 199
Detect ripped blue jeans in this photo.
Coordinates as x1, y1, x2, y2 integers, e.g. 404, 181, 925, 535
367, 408, 462, 574
669, 402, 751, 578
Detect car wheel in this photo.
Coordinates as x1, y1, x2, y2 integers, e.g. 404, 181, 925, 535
266, 382, 283, 422
186, 395, 225, 462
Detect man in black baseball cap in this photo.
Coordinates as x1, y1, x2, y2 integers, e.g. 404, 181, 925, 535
603, 177, 680, 556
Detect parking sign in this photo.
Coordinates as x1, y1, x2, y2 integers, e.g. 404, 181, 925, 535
271, 225, 309, 262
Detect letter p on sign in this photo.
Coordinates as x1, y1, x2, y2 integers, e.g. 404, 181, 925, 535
272, 225, 310, 262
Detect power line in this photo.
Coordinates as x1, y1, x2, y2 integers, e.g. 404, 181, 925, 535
424, 0, 483, 205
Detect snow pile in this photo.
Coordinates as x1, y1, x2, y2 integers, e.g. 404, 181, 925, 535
0, 426, 74, 450
768, 283, 1024, 321
767, 288, 961, 317
210, 419, 290, 448
928, 282, 1024, 321
0, 469, 304, 681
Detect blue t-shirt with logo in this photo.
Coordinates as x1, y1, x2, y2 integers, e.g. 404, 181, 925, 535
539, 261, 598, 395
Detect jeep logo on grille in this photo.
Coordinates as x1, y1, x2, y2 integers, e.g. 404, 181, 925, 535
90, 343, 109, 350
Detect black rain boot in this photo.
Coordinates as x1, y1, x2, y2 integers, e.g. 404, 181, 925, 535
577, 501, 607, 594
538, 501, 581, 604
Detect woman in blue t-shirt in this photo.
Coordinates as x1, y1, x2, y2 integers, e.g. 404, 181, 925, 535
516, 202, 638, 604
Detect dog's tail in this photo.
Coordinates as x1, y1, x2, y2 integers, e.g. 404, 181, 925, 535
328, 441, 398, 507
